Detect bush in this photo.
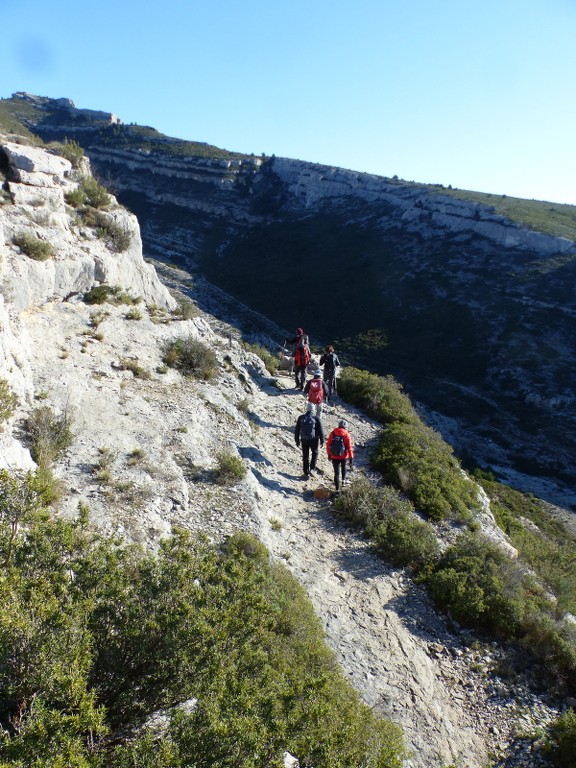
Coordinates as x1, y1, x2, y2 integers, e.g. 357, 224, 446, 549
0, 379, 17, 427
26, 405, 74, 467
51, 138, 84, 169
214, 450, 247, 485
77, 175, 111, 209
83, 285, 112, 305
244, 342, 279, 375
372, 421, 478, 521
0, 509, 406, 767
335, 477, 439, 573
545, 709, 576, 766
338, 367, 418, 425
426, 532, 544, 637
12, 231, 53, 261
172, 298, 199, 320
92, 211, 132, 252
84, 285, 138, 305
163, 337, 218, 380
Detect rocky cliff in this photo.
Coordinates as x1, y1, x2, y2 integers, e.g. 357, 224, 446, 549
1, 134, 567, 767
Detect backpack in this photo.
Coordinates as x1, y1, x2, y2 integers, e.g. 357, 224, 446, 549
307, 379, 324, 404
330, 433, 346, 457
296, 334, 309, 349
294, 344, 310, 367
322, 352, 337, 372
300, 412, 316, 441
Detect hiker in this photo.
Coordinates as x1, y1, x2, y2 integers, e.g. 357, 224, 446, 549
293, 335, 311, 390
288, 327, 309, 351
303, 369, 329, 417
326, 419, 354, 493
295, 402, 325, 478
319, 345, 340, 401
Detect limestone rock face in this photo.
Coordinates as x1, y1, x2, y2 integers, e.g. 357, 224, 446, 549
0, 137, 176, 312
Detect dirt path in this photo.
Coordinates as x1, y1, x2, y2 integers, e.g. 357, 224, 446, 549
236, 371, 491, 768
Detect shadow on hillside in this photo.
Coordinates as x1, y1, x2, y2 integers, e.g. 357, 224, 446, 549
251, 377, 304, 398
251, 467, 301, 497
247, 411, 293, 431
238, 446, 273, 466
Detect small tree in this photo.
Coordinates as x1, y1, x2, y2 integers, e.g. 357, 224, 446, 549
0, 378, 17, 427
0, 470, 45, 566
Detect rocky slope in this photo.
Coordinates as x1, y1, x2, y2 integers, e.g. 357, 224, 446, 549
6, 92, 574, 509
0, 135, 566, 768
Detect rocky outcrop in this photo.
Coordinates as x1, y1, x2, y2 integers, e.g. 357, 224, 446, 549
0, 139, 176, 312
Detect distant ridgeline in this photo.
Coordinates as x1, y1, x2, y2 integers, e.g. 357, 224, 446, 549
3, 92, 575, 506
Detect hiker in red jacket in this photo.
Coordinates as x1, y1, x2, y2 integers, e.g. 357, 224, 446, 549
303, 369, 329, 417
293, 335, 311, 390
326, 419, 354, 492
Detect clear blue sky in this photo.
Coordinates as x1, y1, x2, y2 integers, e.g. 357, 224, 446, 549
3, 0, 575, 204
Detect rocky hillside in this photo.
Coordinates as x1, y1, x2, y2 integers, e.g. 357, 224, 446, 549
3, 92, 574, 510
3, 134, 574, 766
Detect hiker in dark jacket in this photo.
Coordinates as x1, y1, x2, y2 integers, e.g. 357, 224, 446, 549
326, 419, 354, 492
295, 402, 325, 478
319, 345, 340, 401
303, 369, 329, 417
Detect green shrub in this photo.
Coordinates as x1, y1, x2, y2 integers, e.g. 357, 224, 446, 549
335, 477, 439, 573
124, 307, 142, 321
12, 231, 54, 261
0, 378, 17, 427
372, 421, 478, 521
172, 298, 199, 320
26, 405, 74, 467
84, 285, 112, 304
480, 478, 576, 616
64, 187, 85, 207
244, 342, 279, 375
338, 367, 418, 425
77, 175, 111, 209
545, 708, 576, 766
84, 285, 138, 305
427, 532, 544, 637
214, 450, 247, 485
163, 337, 218, 380
51, 138, 84, 169
0, 508, 406, 767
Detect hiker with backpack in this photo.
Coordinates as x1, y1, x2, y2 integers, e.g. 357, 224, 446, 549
319, 345, 340, 402
293, 335, 311, 390
303, 369, 329, 417
326, 419, 354, 493
288, 328, 309, 351
295, 402, 325, 479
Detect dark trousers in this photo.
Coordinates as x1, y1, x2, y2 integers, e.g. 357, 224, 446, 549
301, 439, 319, 474
325, 370, 337, 399
295, 365, 307, 389
331, 458, 348, 489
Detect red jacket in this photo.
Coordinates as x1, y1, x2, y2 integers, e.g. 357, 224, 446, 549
326, 427, 354, 460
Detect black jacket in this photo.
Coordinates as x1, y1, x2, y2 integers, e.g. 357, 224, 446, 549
295, 413, 325, 446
